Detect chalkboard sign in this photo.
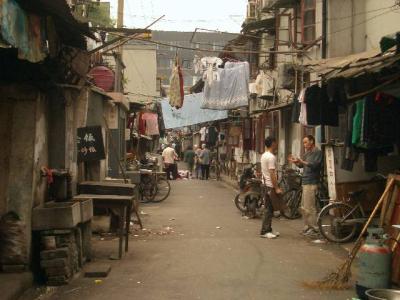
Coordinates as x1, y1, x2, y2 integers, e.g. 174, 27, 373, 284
77, 126, 106, 162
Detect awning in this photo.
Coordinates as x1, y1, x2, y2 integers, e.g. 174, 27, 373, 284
160, 93, 228, 129
305, 46, 400, 100
304, 49, 381, 75
242, 18, 275, 33
107, 92, 129, 111
264, 0, 297, 10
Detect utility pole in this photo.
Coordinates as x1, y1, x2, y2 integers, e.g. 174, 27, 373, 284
115, 0, 124, 92
117, 0, 124, 28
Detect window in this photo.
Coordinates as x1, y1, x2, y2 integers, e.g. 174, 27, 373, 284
301, 0, 316, 44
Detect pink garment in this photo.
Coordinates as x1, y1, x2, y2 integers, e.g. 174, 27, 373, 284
141, 113, 160, 136
298, 88, 308, 126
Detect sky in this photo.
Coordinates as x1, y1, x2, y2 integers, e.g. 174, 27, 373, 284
108, 0, 247, 33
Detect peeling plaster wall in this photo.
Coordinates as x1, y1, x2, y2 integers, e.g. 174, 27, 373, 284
0, 100, 13, 215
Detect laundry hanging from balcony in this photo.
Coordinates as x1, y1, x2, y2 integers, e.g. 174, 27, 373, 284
168, 56, 184, 109
201, 61, 250, 110
294, 84, 339, 127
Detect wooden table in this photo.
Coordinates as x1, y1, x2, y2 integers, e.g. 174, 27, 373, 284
73, 194, 133, 260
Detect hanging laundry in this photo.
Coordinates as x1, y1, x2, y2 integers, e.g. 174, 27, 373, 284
141, 112, 160, 136
194, 56, 222, 73
249, 82, 258, 95
1, 0, 46, 63
305, 85, 321, 126
168, 65, 184, 109
298, 88, 308, 125
201, 61, 250, 110
199, 127, 207, 142
351, 99, 365, 146
255, 70, 274, 99
138, 112, 146, 135
319, 85, 339, 127
207, 126, 218, 146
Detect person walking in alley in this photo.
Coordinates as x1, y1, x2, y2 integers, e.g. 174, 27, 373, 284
199, 144, 211, 180
194, 145, 202, 179
288, 135, 323, 238
162, 143, 178, 180
260, 136, 282, 239
184, 146, 195, 178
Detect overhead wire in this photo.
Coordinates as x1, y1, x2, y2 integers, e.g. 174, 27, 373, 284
327, 5, 400, 37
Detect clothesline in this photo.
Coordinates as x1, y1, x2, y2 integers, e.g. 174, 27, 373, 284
129, 37, 305, 55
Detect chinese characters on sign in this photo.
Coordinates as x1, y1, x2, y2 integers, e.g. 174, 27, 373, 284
77, 126, 106, 162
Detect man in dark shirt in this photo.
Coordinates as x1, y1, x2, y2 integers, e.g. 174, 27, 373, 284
288, 135, 322, 238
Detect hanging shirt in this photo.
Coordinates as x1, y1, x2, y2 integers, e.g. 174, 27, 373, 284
298, 88, 308, 125
305, 85, 321, 126
141, 113, 159, 136
200, 127, 207, 142
255, 70, 274, 98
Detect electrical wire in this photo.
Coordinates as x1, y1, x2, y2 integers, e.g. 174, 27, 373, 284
128, 37, 304, 55
327, 4, 397, 21
327, 6, 400, 37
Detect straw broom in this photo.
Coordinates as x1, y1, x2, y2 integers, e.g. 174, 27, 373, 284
303, 178, 395, 290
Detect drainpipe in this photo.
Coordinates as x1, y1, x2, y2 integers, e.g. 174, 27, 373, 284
320, 0, 327, 144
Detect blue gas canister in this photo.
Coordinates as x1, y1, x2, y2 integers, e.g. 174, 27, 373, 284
356, 228, 392, 299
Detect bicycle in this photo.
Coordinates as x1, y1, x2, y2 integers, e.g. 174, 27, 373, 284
133, 160, 171, 203
317, 174, 387, 243
209, 159, 221, 180
280, 168, 329, 220
317, 189, 370, 243
280, 168, 303, 219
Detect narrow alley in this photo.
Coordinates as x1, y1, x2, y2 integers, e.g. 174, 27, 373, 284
38, 180, 354, 300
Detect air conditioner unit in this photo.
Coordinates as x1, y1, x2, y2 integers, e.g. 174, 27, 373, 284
247, 1, 257, 20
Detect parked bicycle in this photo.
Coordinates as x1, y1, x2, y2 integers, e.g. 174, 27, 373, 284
130, 159, 171, 203
279, 166, 329, 220
317, 175, 387, 243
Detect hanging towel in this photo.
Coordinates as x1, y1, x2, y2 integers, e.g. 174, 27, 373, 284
201, 61, 249, 110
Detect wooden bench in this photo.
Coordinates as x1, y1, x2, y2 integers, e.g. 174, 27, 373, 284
73, 194, 133, 260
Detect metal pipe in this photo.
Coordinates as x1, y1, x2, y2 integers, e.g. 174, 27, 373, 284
321, 0, 328, 144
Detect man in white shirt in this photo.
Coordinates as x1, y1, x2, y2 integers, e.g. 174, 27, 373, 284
260, 136, 282, 239
162, 144, 178, 180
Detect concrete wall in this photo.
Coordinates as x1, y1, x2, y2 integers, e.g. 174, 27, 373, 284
0, 85, 45, 260
327, 0, 398, 57
0, 99, 13, 215
123, 44, 157, 103
86, 89, 109, 181
364, 0, 399, 50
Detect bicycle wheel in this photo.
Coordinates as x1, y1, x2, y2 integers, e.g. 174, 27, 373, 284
152, 178, 171, 202
317, 202, 359, 243
281, 189, 302, 219
234, 193, 247, 213
140, 175, 157, 203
